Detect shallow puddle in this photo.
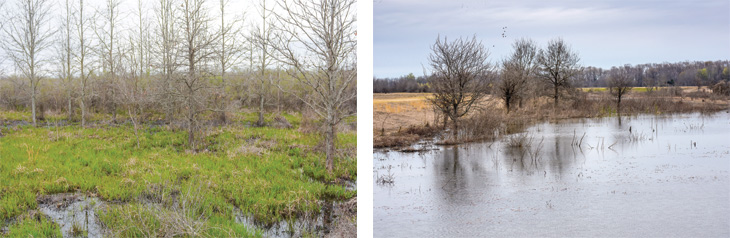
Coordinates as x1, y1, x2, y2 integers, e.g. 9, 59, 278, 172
37, 194, 103, 237
374, 112, 730, 237
235, 200, 339, 237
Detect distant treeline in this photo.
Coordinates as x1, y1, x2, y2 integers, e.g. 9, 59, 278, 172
373, 73, 430, 93
374, 60, 730, 92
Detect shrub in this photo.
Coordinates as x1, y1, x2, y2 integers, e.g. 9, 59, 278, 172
712, 81, 730, 96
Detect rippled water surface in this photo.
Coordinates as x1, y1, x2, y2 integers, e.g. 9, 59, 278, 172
374, 112, 730, 237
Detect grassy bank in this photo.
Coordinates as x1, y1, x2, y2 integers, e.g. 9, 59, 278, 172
0, 112, 356, 236
374, 87, 729, 148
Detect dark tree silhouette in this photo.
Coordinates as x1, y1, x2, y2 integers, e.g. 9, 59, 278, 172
537, 38, 581, 106
427, 35, 491, 139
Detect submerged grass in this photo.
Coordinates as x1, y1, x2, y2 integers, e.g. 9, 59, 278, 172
0, 112, 356, 236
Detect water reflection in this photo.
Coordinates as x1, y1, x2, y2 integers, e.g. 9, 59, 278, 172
374, 112, 730, 237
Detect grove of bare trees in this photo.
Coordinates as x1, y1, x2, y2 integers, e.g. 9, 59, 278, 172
575, 61, 730, 89
0, 0, 357, 171
1, 0, 55, 127
373, 73, 429, 93
378, 60, 730, 94
419, 35, 730, 142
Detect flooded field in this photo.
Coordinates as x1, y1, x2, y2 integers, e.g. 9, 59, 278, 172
374, 112, 730, 237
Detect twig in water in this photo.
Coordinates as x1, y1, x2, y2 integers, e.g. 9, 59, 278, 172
608, 141, 618, 150
578, 132, 586, 147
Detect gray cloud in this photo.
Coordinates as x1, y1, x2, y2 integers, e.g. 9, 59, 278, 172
374, 0, 730, 78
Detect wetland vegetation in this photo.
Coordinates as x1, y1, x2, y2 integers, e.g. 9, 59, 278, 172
0, 0, 357, 236
1, 112, 356, 236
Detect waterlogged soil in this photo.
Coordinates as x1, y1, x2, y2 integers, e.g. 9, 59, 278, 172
374, 112, 730, 237
236, 207, 329, 237
236, 198, 357, 237
37, 194, 103, 237
8, 194, 354, 237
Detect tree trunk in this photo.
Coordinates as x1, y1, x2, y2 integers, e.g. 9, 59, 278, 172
257, 90, 265, 126
553, 85, 559, 107
326, 121, 335, 174
451, 115, 459, 140
81, 93, 86, 127
442, 113, 447, 130
31, 83, 37, 127
188, 107, 195, 151
68, 94, 73, 121
505, 94, 511, 113
111, 97, 117, 124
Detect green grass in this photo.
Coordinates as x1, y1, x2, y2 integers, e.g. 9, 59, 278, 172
580, 87, 667, 93
0, 110, 28, 121
580, 87, 608, 92
5, 213, 63, 237
0, 112, 356, 236
631, 87, 650, 92
0, 109, 111, 122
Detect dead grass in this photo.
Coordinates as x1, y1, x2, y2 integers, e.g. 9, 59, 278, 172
100, 179, 222, 237
374, 88, 728, 148
373, 94, 441, 148
325, 197, 357, 238
373, 93, 435, 132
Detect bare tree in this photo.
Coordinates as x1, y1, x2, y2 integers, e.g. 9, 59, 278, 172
76, 0, 92, 127
57, 0, 76, 120
0, 1, 4, 78
427, 35, 491, 138
133, 0, 152, 85
217, 0, 243, 83
154, 0, 180, 123
121, 0, 153, 147
94, 0, 122, 123
250, 0, 276, 127
177, 0, 219, 150
1, 0, 55, 126
498, 38, 538, 113
645, 67, 659, 92
607, 65, 633, 113
119, 38, 148, 148
213, 0, 244, 122
537, 38, 581, 106
272, 0, 356, 174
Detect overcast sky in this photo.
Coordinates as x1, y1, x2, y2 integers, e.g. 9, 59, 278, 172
374, 0, 730, 78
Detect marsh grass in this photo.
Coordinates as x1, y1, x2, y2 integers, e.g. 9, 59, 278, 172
0, 112, 355, 236
375, 165, 395, 185
375, 88, 727, 148
70, 222, 87, 237
507, 133, 530, 148
4, 212, 62, 237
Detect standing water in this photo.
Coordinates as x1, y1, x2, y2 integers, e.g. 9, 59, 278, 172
374, 112, 730, 237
